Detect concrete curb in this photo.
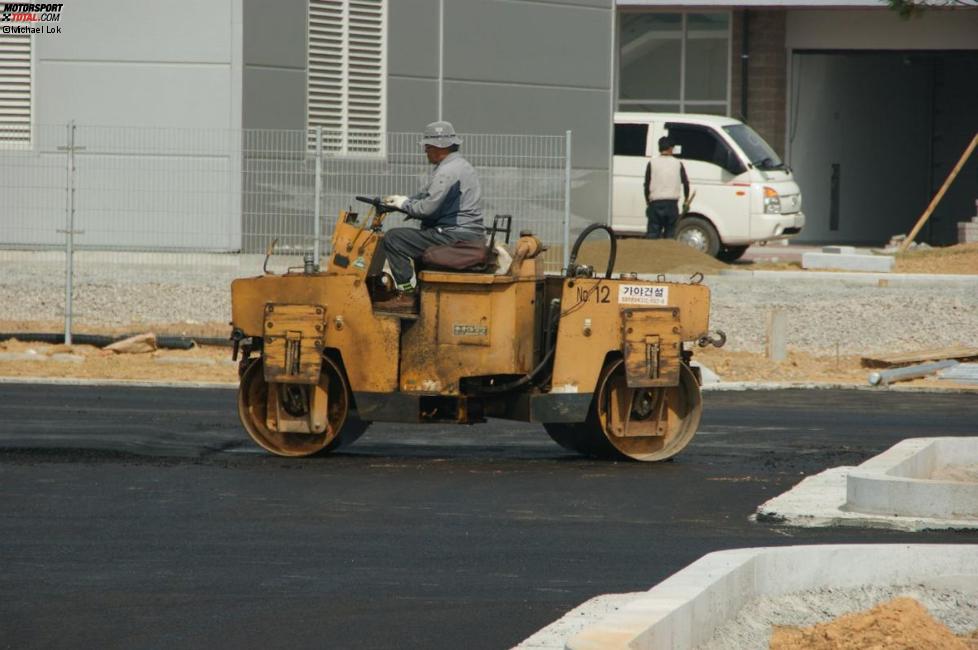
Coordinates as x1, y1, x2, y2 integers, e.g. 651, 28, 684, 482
717, 269, 978, 285
701, 381, 978, 394
519, 544, 978, 650
757, 437, 978, 531
847, 437, 978, 520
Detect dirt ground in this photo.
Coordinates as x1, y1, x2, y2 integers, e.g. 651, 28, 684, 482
2, 335, 972, 390
0, 337, 237, 384
771, 597, 978, 650
1, 240, 975, 385
569, 238, 978, 276
574, 239, 728, 275
749, 242, 978, 275
0, 319, 230, 340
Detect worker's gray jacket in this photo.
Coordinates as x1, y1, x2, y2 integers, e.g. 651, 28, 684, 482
402, 152, 484, 237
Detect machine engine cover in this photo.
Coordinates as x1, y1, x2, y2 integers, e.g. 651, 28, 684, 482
262, 303, 326, 384
621, 307, 682, 388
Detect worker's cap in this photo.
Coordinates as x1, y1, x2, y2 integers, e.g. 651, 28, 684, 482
420, 121, 462, 149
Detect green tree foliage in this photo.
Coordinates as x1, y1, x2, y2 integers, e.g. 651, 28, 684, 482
887, 0, 978, 19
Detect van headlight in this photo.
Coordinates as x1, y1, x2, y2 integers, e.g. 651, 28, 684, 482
763, 186, 781, 214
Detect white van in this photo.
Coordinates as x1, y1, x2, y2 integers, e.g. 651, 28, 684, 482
612, 113, 805, 261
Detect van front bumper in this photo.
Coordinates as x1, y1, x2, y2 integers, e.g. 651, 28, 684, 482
751, 211, 805, 242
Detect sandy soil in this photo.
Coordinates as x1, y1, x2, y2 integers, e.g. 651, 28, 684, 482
748, 242, 978, 275
1, 239, 974, 385
2, 335, 972, 391
574, 239, 728, 275
0, 337, 237, 384
771, 597, 978, 650
565, 238, 978, 276
930, 464, 978, 483
694, 348, 868, 385
0, 319, 230, 339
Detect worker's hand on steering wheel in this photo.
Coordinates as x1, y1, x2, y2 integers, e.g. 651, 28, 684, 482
382, 195, 408, 210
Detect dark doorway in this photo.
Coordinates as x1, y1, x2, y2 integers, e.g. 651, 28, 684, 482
788, 51, 978, 245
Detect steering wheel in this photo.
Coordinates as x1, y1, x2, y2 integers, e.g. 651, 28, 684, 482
355, 195, 407, 215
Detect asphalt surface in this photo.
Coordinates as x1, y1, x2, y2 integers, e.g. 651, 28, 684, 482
1, 385, 976, 649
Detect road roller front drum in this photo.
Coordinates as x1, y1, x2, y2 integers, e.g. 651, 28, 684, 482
238, 355, 366, 457
545, 359, 702, 462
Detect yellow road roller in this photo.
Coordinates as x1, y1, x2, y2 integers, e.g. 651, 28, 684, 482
229, 197, 724, 461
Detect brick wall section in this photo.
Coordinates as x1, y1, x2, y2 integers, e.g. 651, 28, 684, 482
730, 9, 787, 158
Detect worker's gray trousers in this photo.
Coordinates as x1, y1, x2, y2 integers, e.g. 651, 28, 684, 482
646, 200, 680, 239
382, 226, 480, 287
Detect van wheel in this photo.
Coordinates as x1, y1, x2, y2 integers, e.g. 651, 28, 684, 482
718, 245, 749, 262
676, 216, 721, 258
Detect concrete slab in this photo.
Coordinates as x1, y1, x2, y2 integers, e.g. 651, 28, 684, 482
0, 351, 46, 362
513, 593, 643, 649
716, 269, 978, 285
801, 251, 894, 273
821, 245, 856, 255
49, 353, 85, 363
521, 544, 978, 650
846, 437, 978, 519
755, 438, 978, 531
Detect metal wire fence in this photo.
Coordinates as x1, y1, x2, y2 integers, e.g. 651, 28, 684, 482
0, 123, 569, 338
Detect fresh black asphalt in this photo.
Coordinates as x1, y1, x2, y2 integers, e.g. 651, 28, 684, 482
0, 385, 975, 649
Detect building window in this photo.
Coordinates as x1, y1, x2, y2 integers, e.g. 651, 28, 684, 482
618, 11, 729, 116
0, 33, 32, 148
307, 0, 386, 156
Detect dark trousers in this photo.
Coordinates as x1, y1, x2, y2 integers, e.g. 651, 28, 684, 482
382, 227, 469, 286
645, 200, 680, 239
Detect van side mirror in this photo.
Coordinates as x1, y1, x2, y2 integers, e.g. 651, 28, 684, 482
724, 150, 747, 175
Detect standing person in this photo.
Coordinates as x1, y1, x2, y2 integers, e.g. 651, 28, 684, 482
643, 136, 690, 239
375, 120, 485, 315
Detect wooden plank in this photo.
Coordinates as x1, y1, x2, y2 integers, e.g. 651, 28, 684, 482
899, 133, 978, 253
861, 346, 978, 368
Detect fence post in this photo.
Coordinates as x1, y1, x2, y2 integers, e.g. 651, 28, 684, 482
314, 125, 323, 267
56, 121, 83, 345
563, 130, 572, 271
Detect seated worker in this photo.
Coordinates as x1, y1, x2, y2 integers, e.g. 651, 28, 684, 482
374, 120, 485, 314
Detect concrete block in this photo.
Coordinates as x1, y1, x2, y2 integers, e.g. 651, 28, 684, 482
802, 252, 894, 272
846, 437, 978, 519
756, 437, 978, 530
958, 221, 978, 244
821, 245, 856, 255
0, 351, 46, 362
154, 356, 216, 366
49, 353, 85, 363
560, 544, 978, 650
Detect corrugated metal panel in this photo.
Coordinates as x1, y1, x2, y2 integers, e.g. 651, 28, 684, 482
308, 0, 385, 156
0, 34, 31, 146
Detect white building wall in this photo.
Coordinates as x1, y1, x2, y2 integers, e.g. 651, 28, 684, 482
1, 0, 244, 250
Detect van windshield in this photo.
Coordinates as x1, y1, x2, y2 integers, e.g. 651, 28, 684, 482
723, 124, 785, 171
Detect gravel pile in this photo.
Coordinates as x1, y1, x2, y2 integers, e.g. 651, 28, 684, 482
3, 258, 978, 356
695, 584, 978, 650
708, 276, 978, 355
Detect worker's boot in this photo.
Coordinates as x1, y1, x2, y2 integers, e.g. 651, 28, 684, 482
373, 290, 418, 315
